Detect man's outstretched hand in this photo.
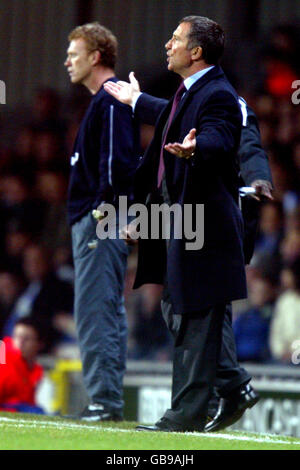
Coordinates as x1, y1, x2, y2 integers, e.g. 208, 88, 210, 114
164, 128, 197, 159
103, 71, 141, 107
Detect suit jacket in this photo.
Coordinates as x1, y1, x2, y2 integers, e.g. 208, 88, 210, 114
133, 65, 247, 314
135, 93, 273, 266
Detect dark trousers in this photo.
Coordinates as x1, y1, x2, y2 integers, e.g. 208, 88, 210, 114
216, 303, 250, 395
161, 295, 226, 429
159, 177, 250, 423
207, 303, 251, 416
207, 197, 259, 411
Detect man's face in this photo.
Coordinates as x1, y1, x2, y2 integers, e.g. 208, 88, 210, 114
23, 246, 49, 281
13, 325, 41, 363
165, 22, 193, 77
64, 38, 94, 85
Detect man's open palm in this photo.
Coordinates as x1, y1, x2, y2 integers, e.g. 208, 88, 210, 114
103, 71, 140, 107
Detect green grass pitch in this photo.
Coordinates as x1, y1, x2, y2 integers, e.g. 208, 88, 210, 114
0, 412, 300, 450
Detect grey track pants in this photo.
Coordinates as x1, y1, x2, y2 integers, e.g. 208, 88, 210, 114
71, 211, 129, 412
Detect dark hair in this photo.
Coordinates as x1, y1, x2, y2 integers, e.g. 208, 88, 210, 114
14, 317, 45, 342
179, 16, 225, 64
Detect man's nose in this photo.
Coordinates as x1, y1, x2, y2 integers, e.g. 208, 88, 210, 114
165, 39, 171, 50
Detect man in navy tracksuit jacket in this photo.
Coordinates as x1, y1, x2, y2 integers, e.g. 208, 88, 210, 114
65, 22, 139, 421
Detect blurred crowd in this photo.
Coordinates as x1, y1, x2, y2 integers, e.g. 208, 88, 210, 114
0, 24, 300, 365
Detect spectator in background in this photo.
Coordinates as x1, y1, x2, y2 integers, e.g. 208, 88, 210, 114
2, 244, 74, 353
9, 126, 36, 180
52, 246, 74, 286
280, 228, 300, 264
270, 257, 300, 363
254, 201, 283, 258
275, 100, 298, 147
30, 87, 66, 140
256, 116, 277, 151
0, 272, 23, 338
268, 153, 295, 205
32, 129, 68, 175
285, 205, 300, 233
0, 318, 44, 414
291, 138, 300, 189
262, 24, 299, 99
0, 147, 14, 176
0, 224, 32, 275
0, 173, 45, 239
35, 171, 71, 252
233, 272, 278, 363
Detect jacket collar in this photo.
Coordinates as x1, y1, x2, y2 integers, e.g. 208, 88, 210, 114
187, 65, 225, 94
169, 65, 225, 120
155, 65, 225, 137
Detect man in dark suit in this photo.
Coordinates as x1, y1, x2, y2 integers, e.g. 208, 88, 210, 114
105, 15, 248, 432
106, 87, 273, 431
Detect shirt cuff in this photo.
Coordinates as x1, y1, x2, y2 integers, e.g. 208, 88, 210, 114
132, 92, 143, 112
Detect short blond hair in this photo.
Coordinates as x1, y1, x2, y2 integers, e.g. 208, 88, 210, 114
68, 22, 118, 69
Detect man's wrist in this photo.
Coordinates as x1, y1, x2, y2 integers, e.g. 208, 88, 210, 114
132, 92, 142, 112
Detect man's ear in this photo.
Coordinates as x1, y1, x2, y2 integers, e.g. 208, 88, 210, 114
191, 46, 203, 61
90, 50, 101, 66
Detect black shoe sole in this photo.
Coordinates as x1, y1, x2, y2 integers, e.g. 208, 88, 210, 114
136, 425, 202, 433
136, 422, 204, 433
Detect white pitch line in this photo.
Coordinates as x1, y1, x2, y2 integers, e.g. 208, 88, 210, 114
0, 416, 300, 446
0, 416, 105, 432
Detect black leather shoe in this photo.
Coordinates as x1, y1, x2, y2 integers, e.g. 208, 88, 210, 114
136, 417, 203, 433
204, 383, 259, 432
